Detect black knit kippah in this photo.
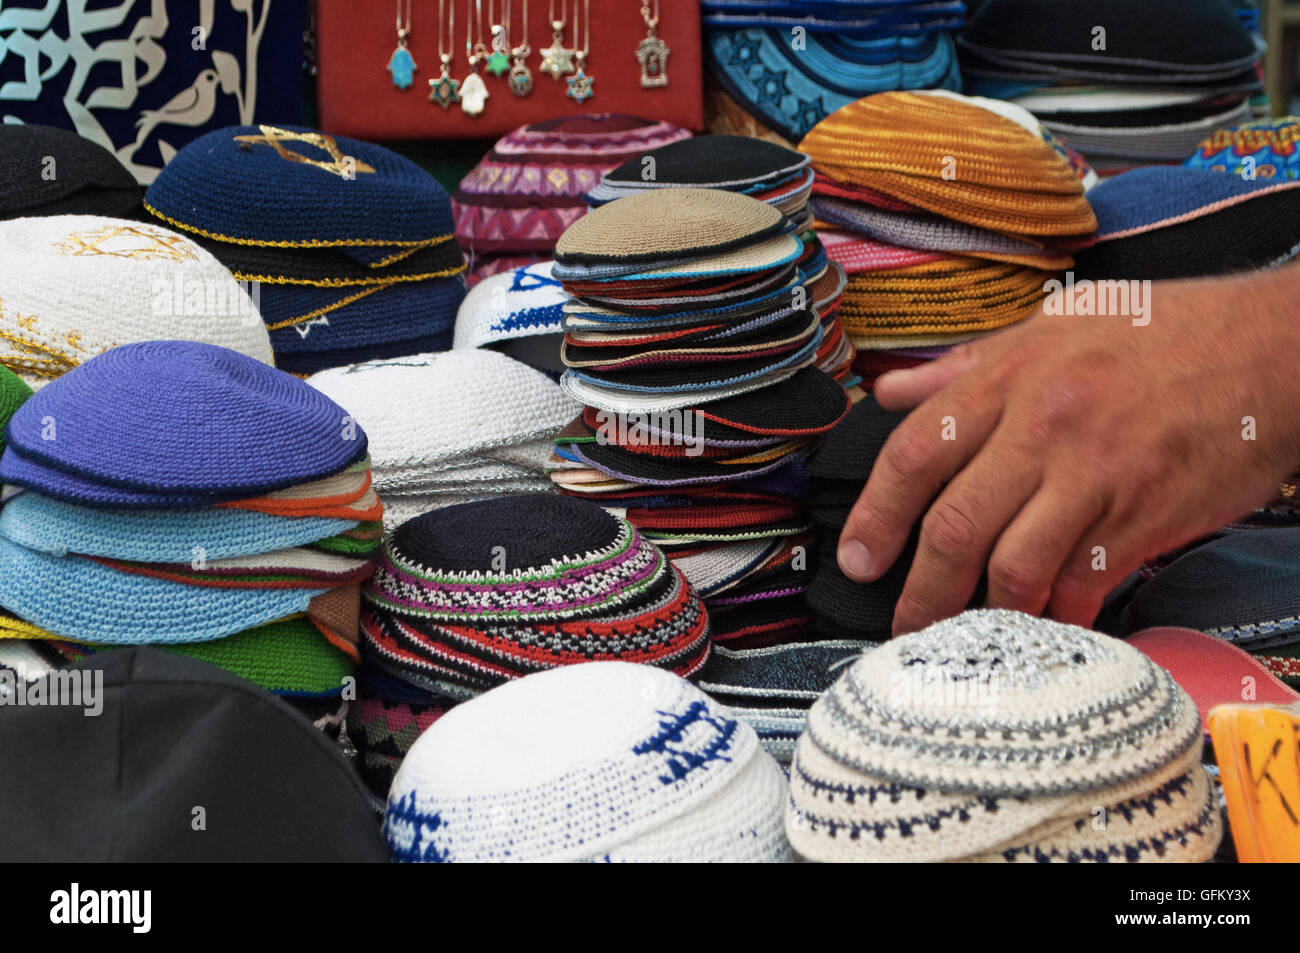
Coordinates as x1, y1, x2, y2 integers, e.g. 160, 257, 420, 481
0, 124, 141, 220
1119, 528, 1300, 640
388, 493, 624, 573
603, 134, 808, 187
699, 367, 849, 433
808, 395, 908, 480
1073, 189, 1300, 281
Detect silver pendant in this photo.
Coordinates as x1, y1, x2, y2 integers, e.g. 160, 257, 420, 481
636, 34, 670, 88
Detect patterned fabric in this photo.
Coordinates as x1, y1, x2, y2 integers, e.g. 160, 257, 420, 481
1185, 117, 1300, 181
452, 114, 690, 254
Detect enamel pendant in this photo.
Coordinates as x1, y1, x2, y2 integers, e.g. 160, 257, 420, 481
566, 64, 593, 103
460, 71, 489, 116
388, 42, 417, 89
487, 24, 510, 76
509, 57, 534, 96
428, 58, 461, 109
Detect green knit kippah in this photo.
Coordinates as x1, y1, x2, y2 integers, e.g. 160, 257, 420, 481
0, 366, 33, 455
61, 616, 355, 697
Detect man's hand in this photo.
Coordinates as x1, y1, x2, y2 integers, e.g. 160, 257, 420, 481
837, 265, 1300, 636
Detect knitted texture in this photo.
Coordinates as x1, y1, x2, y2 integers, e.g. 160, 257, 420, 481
452, 261, 566, 361
383, 661, 794, 862
2, 341, 368, 506
0, 123, 141, 220
144, 124, 456, 248
48, 615, 355, 697
0, 216, 274, 386
0, 367, 32, 454
798, 91, 1097, 238
363, 495, 711, 695
555, 189, 788, 264
452, 114, 690, 253
785, 609, 1215, 862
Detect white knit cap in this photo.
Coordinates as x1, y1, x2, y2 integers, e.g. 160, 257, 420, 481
0, 215, 273, 386
452, 261, 566, 360
785, 609, 1218, 863
384, 661, 795, 862
308, 350, 580, 517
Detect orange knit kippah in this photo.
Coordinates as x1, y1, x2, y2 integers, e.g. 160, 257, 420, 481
838, 256, 1051, 337
799, 92, 1097, 238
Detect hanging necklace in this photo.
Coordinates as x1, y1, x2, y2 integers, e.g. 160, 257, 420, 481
486, 0, 511, 76
508, 0, 534, 96
460, 0, 490, 115
427, 0, 461, 108
539, 0, 574, 80
636, 0, 670, 88
566, 0, 594, 103
388, 0, 418, 89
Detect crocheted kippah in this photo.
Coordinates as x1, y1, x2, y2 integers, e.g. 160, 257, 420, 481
452, 262, 566, 372
145, 124, 455, 249
799, 91, 1097, 238
1185, 116, 1300, 181
600, 135, 810, 189
0, 215, 274, 386
384, 661, 793, 862
960, 0, 1256, 72
0, 491, 355, 561
554, 189, 788, 264
0, 124, 140, 220
1119, 529, 1300, 648
0, 367, 32, 454
807, 609, 1201, 797
3, 341, 367, 505
452, 114, 690, 253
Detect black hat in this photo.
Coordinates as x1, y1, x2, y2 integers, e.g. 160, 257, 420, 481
0, 648, 387, 861
0, 124, 141, 220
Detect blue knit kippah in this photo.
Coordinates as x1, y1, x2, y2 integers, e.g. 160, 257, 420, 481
262, 277, 465, 356
144, 124, 455, 248
0, 536, 321, 644
1, 341, 367, 506
0, 491, 355, 562
1085, 166, 1296, 238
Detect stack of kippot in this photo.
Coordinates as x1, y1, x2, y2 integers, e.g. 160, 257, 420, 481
1119, 528, 1300, 692
583, 134, 856, 386
787, 609, 1220, 863
144, 124, 466, 374
0, 342, 382, 700
0, 215, 273, 386
361, 494, 711, 702
451, 115, 690, 285
1185, 116, 1300, 180
549, 186, 852, 646
0, 124, 141, 220
702, 1, 964, 145
697, 639, 871, 764
799, 91, 1096, 364
384, 661, 794, 862
959, 0, 1262, 173
452, 261, 568, 376
308, 350, 581, 529
1073, 166, 1300, 280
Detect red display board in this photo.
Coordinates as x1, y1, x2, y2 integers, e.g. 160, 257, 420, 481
316, 1, 703, 139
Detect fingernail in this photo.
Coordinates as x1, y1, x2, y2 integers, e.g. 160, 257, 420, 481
838, 539, 873, 581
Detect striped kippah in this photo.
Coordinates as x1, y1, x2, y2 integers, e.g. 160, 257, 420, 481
799, 91, 1097, 238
